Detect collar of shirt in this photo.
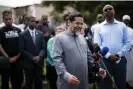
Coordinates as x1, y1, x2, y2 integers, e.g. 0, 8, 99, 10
28, 27, 36, 36
103, 19, 119, 25
65, 30, 80, 37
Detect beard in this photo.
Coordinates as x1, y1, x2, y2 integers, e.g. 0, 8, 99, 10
72, 28, 81, 36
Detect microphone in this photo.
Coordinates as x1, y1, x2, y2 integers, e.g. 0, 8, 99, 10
93, 45, 119, 89
93, 46, 109, 62
93, 43, 109, 57
93, 43, 100, 53
100, 47, 109, 57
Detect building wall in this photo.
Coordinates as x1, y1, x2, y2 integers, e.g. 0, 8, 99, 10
0, 11, 2, 23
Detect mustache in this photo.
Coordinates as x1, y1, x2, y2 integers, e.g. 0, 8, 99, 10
74, 28, 81, 32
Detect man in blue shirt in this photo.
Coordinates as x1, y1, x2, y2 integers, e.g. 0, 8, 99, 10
94, 4, 131, 89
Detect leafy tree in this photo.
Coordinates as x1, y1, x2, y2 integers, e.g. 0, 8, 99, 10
41, 1, 133, 27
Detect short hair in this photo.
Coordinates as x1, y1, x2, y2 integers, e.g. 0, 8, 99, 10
3, 13, 12, 19
2, 10, 12, 19
63, 13, 70, 21
68, 11, 83, 22
28, 16, 35, 21
22, 14, 28, 19
2, 10, 12, 16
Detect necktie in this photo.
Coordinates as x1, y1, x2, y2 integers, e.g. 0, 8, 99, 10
31, 31, 35, 44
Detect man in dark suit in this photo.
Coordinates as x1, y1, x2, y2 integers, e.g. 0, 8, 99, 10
19, 16, 46, 89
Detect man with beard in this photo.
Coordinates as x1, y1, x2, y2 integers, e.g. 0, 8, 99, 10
52, 11, 106, 89
94, 4, 131, 89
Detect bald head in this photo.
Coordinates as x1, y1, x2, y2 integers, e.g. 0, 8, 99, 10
103, 4, 114, 12
103, 4, 115, 22
96, 14, 104, 23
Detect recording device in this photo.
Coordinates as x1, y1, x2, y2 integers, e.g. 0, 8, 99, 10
88, 43, 108, 84
90, 44, 118, 89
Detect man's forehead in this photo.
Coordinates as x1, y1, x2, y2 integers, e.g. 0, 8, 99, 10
74, 17, 84, 22
4, 15, 12, 19
103, 5, 114, 11
30, 17, 36, 21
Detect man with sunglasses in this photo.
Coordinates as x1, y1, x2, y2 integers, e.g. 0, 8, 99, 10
94, 4, 131, 89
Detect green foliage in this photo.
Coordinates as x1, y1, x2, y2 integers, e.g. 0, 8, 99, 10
41, 1, 133, 27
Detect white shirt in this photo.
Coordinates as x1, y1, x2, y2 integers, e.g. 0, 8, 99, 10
127, 26, 133, 46
94, 19, 131, 64
17, 24, 26, 32
91, 23, 100, 36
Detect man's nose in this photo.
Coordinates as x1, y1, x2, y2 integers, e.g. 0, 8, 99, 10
79, 24, 83, 28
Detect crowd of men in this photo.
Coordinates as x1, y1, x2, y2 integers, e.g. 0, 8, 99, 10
0, 4, 132, 89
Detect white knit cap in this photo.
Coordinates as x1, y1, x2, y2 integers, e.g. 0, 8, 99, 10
122, 15, 130, 20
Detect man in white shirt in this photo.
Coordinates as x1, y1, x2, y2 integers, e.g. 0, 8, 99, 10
17, 14, 29, 32
91, 14, 104, 38
122, 15, 133, 89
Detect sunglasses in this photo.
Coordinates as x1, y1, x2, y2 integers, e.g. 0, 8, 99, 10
104, 8, 113, 12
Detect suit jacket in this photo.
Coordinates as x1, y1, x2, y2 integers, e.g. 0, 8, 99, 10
19, 29, 46, 68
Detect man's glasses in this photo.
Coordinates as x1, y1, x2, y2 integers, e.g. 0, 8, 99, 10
104, 8, 113, 12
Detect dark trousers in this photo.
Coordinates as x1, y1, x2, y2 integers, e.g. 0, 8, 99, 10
25, 65, 43, 89
0, 56, 10, 89
46, 65, 57, 89
0, 56, 23, 89
100, 57, 127, 89
0, 68, 10, 89
10, 64, 23, 89
0, 66, 23, 89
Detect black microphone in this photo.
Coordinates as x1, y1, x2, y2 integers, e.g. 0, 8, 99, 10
93, 45, 109, 61
93, 43, 109, 57
93, 43, 100, 53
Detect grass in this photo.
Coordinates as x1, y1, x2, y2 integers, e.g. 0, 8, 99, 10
0, 60, 131, 89
43, 60, 133, 89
